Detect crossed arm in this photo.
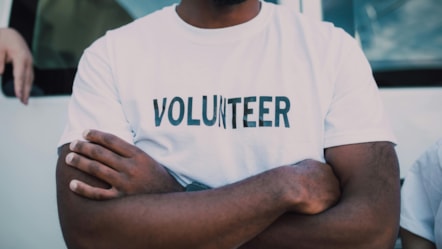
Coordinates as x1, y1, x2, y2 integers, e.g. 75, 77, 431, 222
56, 130, 400, 249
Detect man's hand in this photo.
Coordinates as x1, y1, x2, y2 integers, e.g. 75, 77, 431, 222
0, 28, 34, 105
66, 129, 340, 213
65, 129, 183, 200
287, 159, 341, 215
57, 137, 318, 249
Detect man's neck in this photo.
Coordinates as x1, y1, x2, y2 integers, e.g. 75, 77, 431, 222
176, 0, 261, 29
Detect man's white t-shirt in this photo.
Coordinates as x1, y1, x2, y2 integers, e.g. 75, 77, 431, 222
59, 1, 395, 188
401, 139, 442, 247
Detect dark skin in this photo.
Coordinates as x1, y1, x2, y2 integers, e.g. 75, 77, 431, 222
58, 130, 399, 249
58, 130, 340, 249
56, 0, 401, 248
400, 228, 436, 249
241, 141, 400, 249
176, 0, 259, 28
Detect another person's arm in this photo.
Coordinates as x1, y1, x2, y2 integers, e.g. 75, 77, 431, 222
0, 28, 33, 105
56, 130, 340, 249
240, 141, 401, 249
399, 139, 442, 249
400, 228, 436, 249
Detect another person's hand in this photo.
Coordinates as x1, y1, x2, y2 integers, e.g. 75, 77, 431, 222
0, 28, 34, 105
65, 129, 184, 200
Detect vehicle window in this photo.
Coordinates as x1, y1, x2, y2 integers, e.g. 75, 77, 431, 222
323, 0, 442, 87
2, 0, 278, 97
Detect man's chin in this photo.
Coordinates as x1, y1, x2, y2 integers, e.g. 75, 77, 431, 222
213, 0, 247, 6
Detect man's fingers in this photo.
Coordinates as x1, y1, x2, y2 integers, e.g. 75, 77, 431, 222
66, 151, 120, 184
83, 129, 137, 157
69, 139, 126, 171
70, 179, 120, 200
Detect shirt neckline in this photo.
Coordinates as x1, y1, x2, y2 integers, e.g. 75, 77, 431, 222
168, 1, 274, 44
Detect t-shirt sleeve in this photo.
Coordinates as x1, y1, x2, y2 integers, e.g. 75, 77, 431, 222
323, 31, 396, 148
58, 34, 134, 148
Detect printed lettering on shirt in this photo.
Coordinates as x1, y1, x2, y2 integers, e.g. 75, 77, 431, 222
153, 95, 291, 129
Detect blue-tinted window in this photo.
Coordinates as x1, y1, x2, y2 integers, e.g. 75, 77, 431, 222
323, 0, 442, 87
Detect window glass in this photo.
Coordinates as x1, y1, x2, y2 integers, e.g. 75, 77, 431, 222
3, 0, 181, 96
32, 0, 180, 70
3, 0, 278, 97
323, 0, 442, 87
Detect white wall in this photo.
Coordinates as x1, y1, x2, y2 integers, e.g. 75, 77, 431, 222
0, 94, 69, 249
380, 88, 442, 176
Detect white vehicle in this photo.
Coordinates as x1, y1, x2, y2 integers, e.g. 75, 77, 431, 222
0, 0, 440, 248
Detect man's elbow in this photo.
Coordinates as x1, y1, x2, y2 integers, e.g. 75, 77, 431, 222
361, 208, 400, 249
56, 145, 113, 249
56, 182, 110, 248
60, 226, 97, 249
58, 205, 107, 249
372, 222, 400, 249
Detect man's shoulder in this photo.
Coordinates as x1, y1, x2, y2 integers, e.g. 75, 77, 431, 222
272, 3, 349, 45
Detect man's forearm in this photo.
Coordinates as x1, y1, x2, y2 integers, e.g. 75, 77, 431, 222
57, 131, 340, 249
59, 188, 283, 249
240, 193, 398, 249
240, 142, 401, 249
57, 144, 293, 249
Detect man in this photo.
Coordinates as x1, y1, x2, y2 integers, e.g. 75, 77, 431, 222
56, 0, 401, 248
400, 139, 442, 249
0, 27, 34, 105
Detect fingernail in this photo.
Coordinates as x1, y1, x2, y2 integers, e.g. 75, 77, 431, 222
82, 129, 90, 138
69, 140, 78, 150
70, 180, 78, 191
65, 153, 74, 164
